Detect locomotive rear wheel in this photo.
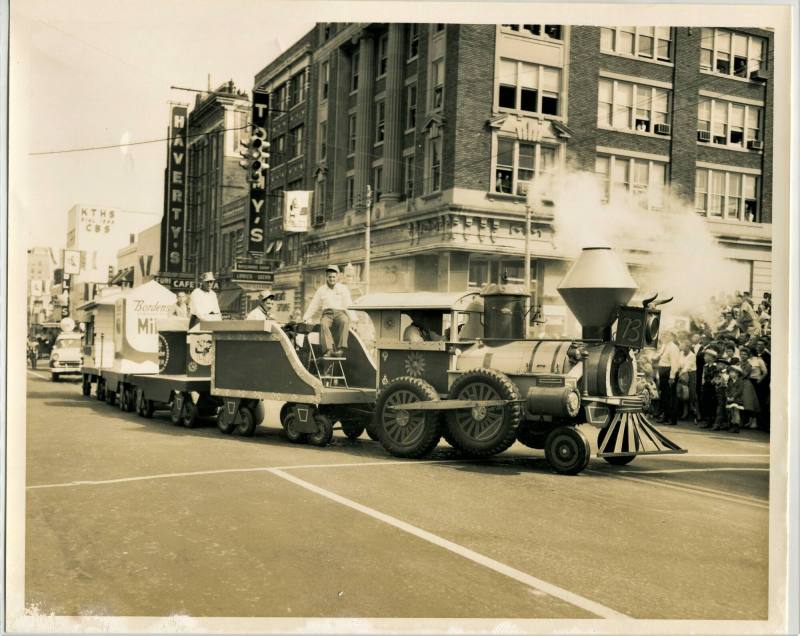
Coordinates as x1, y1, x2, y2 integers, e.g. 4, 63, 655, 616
282, 410, 307, 444
307, 413, 334, 447
235, 405, 257, 437
445, 369, 521, 456
216, 406, 237, 435
375, 377, 441, 459
544, 426, 591, 475
596, 426, 636, 465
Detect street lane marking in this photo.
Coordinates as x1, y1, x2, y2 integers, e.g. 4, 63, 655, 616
267, 467, 630, 620
618, 467, 768, 474
587, 470, 768, 510
27, 370, 49, 381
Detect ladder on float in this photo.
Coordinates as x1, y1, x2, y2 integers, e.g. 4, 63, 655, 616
305, 333, 349, 388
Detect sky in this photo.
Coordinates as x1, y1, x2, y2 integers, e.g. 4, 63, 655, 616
9, 0, 317, 254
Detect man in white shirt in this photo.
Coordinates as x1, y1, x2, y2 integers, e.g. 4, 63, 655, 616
189, 272, 221, 328
171, 291, 190, 318
656, 331, 682, 424
302, 265, 356, 357
246, 289, 276, 321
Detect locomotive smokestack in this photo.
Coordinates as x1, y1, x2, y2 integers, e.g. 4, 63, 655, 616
557, 247, 638, 340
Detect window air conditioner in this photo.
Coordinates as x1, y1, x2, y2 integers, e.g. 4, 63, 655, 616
747, 139, 765, 151
749, 70, 767, 82
654, 123, 671, 135
697, 130, 712, 142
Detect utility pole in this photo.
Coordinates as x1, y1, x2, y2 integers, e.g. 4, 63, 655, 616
524, 189, 534, 336
364, 184, 373, 294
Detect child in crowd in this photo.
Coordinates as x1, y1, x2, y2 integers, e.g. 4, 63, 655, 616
711, 360, 730, 431
724, 364, 745, 434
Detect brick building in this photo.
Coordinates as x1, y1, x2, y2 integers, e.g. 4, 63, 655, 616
242, 23, 773, 322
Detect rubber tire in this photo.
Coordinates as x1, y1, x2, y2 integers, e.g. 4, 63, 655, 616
307, 413, 334, 447
169, 394, 183, 426
445, 368, 522, 457
365, 420, 380, 441
51, 373, 59, 382
282, 409, 307, 444
106, 390, 116, 406
216, 406, 237, 435
81, 377, 92, 396
118, 388, 127, 411
544, 426, 591, 475
596, 426, 636, 466
135, 389, 154, 418
182, 400, 199, 428
235, 405, 257, 437
516, 423, 549, 450
374, 377, 442, 459
97, 381, 106, 402
341, 419, 366, 440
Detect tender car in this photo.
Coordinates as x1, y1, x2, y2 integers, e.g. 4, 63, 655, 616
49, 333, 83, 381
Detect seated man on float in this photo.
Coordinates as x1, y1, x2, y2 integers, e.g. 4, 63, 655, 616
246, 289, 281, 332
403, 311, 443, 343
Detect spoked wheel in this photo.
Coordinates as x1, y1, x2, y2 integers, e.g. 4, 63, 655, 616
81, 377, 92, 397
596, 426, 636, 466
182, 400, 199, 428
544, 426, 591, 475
281, 409, 307, 444
216, 406, 237, 435
375, 377, 441, 458
235, 405, 257, 436
445, 369, 521, 456
307, 413, 334, 447
341, 418, 366, 440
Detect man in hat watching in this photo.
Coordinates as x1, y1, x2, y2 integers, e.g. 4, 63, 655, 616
189, 272, 221, 328
246, 289, 276, 321
302, 265, 356, 357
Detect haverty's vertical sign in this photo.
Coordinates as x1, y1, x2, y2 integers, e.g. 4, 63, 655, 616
161, 104, 188, 272
248, 90, 270, 253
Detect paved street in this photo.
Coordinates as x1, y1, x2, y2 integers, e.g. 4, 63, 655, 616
24, 370, 769, 621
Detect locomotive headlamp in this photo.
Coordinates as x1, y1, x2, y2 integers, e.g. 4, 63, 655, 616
563, 388, 581, 417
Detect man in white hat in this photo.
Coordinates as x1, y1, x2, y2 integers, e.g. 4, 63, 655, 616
189, 272, 221, 328
302, 264, 356, 357
246, 289, 276, 321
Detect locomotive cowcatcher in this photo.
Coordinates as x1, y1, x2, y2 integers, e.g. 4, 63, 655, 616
361, 246, 685, 474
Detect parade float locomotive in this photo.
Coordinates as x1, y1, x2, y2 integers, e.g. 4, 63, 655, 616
368, 247, 685, 474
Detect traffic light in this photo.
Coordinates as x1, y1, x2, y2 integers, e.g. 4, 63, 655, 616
239, 125, 270, 186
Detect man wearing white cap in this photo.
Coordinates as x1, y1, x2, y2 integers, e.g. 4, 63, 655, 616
302, 265, 356, 357
246, 289, 276, 321
189, 272, 221, 328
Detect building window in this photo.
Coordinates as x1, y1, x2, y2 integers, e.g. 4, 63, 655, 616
595, 154, 667, 209
700, 28, 766, 78
272, 135, 285, 165
346, 176, 355, 209
318, 122, 327, 160
600, 27, 672, 62
347, 114, 357, 154
497, 59, 562, 116
407, 24, 419, 59
288, 76, 299, 108
698, 97, 762, 148
375, 100, 385, 144
377, 33, 388, 77
406, 84, 417, 130
289, 125, 303, 159
321, 60, 329, 100
404, 155, 415, 200
494, 138, 557, 196
598, 78, 670, 133
323, 24, 332, 41
430, 59, 444, 110
695, 168, 759, 221
501, 24, 563, 40
351, 49, 360, 92
428, 137, 442, 193
373, 166, 383, 202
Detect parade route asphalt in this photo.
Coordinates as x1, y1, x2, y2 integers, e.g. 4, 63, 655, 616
23, 370, 770, 621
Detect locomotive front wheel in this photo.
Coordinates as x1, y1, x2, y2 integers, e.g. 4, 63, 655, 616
544, 426, 591, 475
236, 405, 257, 437
307, 413, 334, 447
596, 426, 636, 465
216, 406, 237, 435
445, 368, 522, 457
375, 377, 441, 459
281, 409, 307, 444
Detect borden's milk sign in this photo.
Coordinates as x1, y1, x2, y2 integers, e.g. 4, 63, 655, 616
113, 281, 176, 373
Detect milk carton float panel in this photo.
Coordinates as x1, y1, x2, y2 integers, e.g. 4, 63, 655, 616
113, 281, 176, 374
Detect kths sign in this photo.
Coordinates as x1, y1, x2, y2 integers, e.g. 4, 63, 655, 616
161, 105, 188, 272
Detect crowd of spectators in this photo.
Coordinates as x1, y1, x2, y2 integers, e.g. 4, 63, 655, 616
636, 291, 771, 434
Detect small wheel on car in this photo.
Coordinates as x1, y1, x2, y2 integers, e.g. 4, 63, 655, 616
235, 405, 257, 436
51, 373, 59, 382
307, 413, 334, 447
281, 408, 307, 444
544, 426, 591, 475
182, 400, 199, 428
216, 406, 237, 435
96, 381, 106, 401
105, 390, 116, 406
169, 394, 183, 426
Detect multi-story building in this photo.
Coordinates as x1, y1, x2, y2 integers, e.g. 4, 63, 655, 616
27, 247, 57, 328
115, 223, 162, 288
244, 24, 774, 324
